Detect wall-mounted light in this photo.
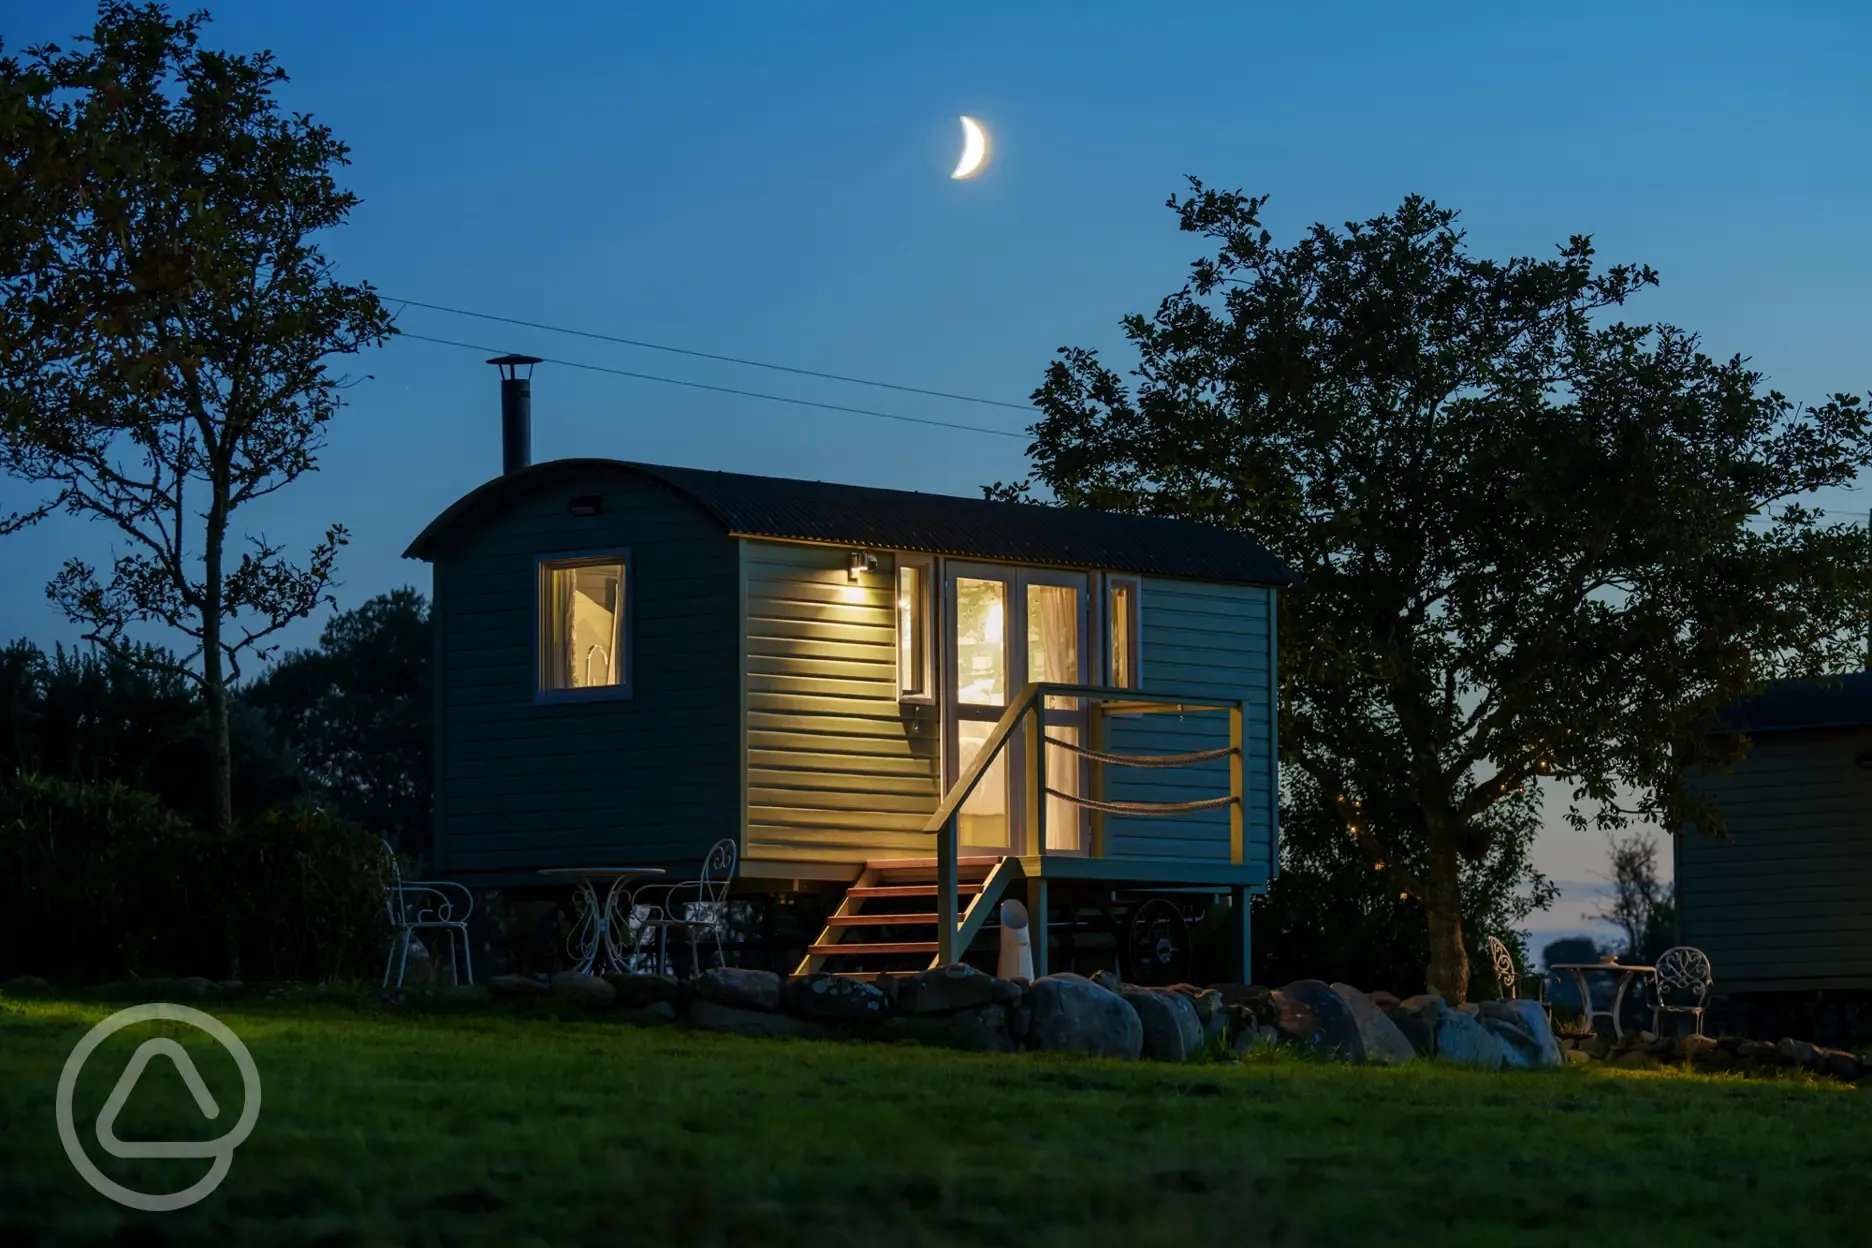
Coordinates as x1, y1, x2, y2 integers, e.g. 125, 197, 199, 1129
848, 550, 879, 582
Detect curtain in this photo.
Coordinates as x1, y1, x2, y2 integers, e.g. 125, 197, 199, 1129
1029, 585, 1083, 851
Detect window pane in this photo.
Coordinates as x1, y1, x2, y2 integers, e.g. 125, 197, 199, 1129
1027, 584, 1079, 686
955, 577, 1007, 706
1110, 582, 1134, 687
897, 563, 926, 697
956, 718, 1008, 848
542, 560, 624, 690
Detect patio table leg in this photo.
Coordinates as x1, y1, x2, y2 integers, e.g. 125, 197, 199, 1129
596, 877, 635, 976
567, 876, 604, 975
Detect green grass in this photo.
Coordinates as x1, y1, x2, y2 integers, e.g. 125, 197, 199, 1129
1, 993, 1867, 1246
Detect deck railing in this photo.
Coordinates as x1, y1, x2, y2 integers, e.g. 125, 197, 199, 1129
922, 682, 1244, 963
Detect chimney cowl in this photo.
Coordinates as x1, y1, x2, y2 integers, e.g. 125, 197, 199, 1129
488, 354, 542, 475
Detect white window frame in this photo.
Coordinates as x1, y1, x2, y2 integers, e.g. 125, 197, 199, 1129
535, 549, 634, 703
1105, 573, 1141, 689
895, 553, 936, 705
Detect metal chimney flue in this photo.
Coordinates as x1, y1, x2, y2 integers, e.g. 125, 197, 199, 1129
488, 354, 543, 474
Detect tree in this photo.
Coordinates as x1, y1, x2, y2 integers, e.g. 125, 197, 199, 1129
1595, 831, 1676, 963
244, 589, 432, 857
1019, 182, 1872, 1001
0, 4, 393, 829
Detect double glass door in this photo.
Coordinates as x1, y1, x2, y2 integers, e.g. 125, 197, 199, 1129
945, 564, 1089, 855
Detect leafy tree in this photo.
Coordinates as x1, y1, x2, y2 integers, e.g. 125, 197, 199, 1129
245, 589, 432, 857
1019, 182, 1872, 1000
0, 3, 393, 829
1595, 831, 1676, 962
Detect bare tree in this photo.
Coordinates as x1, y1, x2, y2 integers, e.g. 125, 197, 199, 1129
1595, 831, 1675, 961
0, 5, 393, 828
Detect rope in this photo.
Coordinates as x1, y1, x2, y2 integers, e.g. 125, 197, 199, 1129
1043, 736, 1233, 768
1045, 788, 1238, 816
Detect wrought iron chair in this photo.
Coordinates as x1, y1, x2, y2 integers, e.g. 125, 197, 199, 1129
1649, 945, 1714, 1036
381, 840, 475, 989
1487, 934, 1555, 1021
629, 839, 737, 976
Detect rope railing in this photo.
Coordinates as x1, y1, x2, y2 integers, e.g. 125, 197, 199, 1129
1044, 787, 1238, 817
1042, 735, 1232, 769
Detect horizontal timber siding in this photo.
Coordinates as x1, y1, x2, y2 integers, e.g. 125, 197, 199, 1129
431, 471, 738, 874
1677, 727, 1872, 992
1105, 579, 1275, 878
742, 541, 939, 863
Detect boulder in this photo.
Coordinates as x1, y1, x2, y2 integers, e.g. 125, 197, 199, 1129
1432, 1004, 1504, 1070
1479, 1017, 1536, 1069
881, 1003, 1015, 1053
1388, 994, 1444, 1059
1368, 990, 1402, 1013
783, 973, 891, 1022
1211, 983, 1276, 1024
1270, 980, 1365, 1061
893, 963, 1023, 1015
1776, 1037, 1817, 1068
177, 975, 221, 998
689, 999, 829, 1038
621, 1000, 678, 1024
1027, 973, 1143, 1060
1121, 988, 1204, 1063
1681, 1034, 1720, 1065
1820, 1048, 1862, 1080
487, 973, 549, 998
549, 972, 617, 1007
1564, 1048, 1592, 1065
1090, 969, 1126, 995
1329, 983, 1415, 1065
1477, 999, 1561, 1069
2, 974, 51, 997
696, 968, 782, 1012
1233, 1022, 1279, 1055
605, 972, 680, 1007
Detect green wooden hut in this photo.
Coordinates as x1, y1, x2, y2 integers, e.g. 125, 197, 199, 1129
1678, 673, 1872, 998
406, 414, 1292, 979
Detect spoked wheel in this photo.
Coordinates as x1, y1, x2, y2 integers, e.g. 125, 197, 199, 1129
1124, 897, 1192, 986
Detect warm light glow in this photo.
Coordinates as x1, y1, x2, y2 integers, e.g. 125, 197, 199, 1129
951, 116, 989, 179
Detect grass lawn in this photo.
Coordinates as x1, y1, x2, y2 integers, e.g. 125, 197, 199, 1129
1, 992, 1867, 1246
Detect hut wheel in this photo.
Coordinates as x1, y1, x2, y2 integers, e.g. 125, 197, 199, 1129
1124, 897, 1192, 986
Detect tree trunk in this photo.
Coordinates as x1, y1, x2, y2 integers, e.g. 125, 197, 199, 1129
202, 497, 233, 831
1422, 830, 1470, 1003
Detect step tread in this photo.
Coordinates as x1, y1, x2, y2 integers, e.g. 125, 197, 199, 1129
865, 856, 1002, 871
809, 940, 940, 956
825, 913, 939, 927
846, 884, 982, 899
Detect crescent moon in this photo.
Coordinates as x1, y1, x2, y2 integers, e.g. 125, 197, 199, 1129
951, 116, 989, 180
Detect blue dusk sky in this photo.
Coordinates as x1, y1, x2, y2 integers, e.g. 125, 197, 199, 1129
4, 1, 1869, 939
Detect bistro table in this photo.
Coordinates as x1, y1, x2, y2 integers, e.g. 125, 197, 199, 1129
537, 867, 665, 976
1550, 960, 1656, 1039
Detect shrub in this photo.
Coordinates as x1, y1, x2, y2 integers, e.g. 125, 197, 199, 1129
0, 775, 388, 983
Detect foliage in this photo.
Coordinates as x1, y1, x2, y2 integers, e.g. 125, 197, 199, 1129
0, 773, 385, 982
245, 589, 433, 857
1253, 773, 1556, 996
0, 3, 395, 827
1, 1000, 1866, 1244
1017, 181, 1872, 1000
1596, 830, 1677, 962
0, 636, 304, 824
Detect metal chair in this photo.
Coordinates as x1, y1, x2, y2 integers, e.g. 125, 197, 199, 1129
630, 839, 737, 976
381, 840, 475, 989
1487, 934, 1556, 1021
1650, 945, 1714, 1036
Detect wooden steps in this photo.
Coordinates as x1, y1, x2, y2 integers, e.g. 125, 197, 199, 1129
792, 855, 1018, 979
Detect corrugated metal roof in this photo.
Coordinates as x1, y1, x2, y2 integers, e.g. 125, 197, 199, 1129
1717, 671, 1872, 734
405, 458, 1295, 585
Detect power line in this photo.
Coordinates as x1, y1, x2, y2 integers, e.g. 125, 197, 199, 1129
397, 332, 1031, 440
388, 296, 1033, 413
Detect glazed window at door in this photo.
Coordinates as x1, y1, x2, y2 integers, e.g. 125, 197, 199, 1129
539, 555, 629, 695
1029, 582, 1085, 852
1108, 576, 1139, 688
897, 557, 933, 701
955, 577, 1007, 706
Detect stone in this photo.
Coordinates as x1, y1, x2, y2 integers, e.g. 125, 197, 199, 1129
695, 968, 782, 1012
1163, 984, 1216, 1023
1201, 1002, 1230, 1052
1233, 1022, 1279, 1055
1270, 980, 1366, 1061
1477, 999, 1562, 1069
1580, 1034, 1612, 1061
605, 972, 680, 1007
1368, 990, 1402, 1013
1681, 1034, 1720, 1065
487, 973, 548, 998
1564, 1048, 1593, 1065
176, 976, 220, 998
1433, 1005, 1505, 1070
1735, 1040, 1777, 1061
1458, 1002, 1481, 1017
1027, 973, 1143, 1060
1211, 983, 1277, 1024
783, 973, 891, 1022
1479, 1017, 1536, 1069
1, 975, 51, 997
881, 1002, 1014, 1053
1612, 1049, 1659, 1070
1775, 1037, 1816, 1068
1121, 988, 1204, 1063
549, 971, 617, 1007
1090, 969, 1126, 996
689, 999, 829, 1038
1330, 983, 1415, 1065
1389, 994, 1444, 1059
620, 1001, 678, 1024
893, 963, 1023, 1015
1821, 1048, 1862, 1080
437, 983, 491, 1006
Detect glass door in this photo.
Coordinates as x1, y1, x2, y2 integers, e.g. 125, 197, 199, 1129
944, 564, 1090, 855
